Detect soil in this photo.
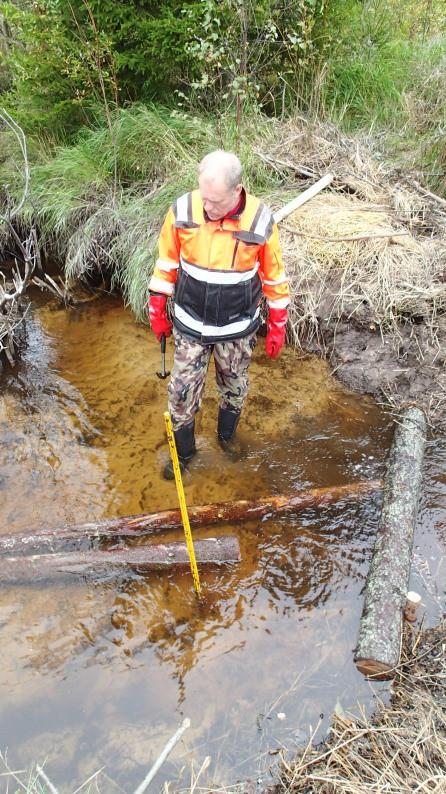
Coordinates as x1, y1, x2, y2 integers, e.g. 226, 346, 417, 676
302, 313, 446, 433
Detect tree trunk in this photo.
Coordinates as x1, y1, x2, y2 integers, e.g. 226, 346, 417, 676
354, 408, 427, 679
0, 536, 240, 585
0, 481, 381, 555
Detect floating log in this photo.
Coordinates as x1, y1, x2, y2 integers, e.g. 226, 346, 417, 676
354, 408, 427, 679
0, 536, 240, 585
0, 481, 381, 555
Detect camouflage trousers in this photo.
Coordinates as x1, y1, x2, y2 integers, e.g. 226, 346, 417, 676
168, 330, 257, 430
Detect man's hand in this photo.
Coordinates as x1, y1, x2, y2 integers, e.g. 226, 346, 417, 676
265, 306, 288, 359
148, 293, 173, 341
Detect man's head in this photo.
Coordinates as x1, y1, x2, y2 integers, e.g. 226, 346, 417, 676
198, 150, 242, 220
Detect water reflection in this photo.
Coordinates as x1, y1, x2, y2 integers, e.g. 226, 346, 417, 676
0, 292, 443, 789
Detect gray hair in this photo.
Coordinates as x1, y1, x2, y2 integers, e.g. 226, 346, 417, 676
198, 150, 242, 190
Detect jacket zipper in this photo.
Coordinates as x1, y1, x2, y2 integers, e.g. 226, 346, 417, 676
231, 239, 240, 269
208, 222, 218, 268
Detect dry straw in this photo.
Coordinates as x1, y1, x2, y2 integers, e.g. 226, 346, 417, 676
261, 119, 446, 353
274, 621, 446, 793
280, 192, 446, 348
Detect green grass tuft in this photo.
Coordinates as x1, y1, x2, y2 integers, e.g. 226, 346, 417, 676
8, 105, 281, 316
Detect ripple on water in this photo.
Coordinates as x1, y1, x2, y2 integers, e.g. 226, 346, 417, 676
0, 292, 443, 789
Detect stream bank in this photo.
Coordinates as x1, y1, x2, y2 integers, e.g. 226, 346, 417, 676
271, 620, 446, 794
303, 312, 446, 431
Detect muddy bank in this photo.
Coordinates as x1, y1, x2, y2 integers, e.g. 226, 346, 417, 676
302, 313, 446, 431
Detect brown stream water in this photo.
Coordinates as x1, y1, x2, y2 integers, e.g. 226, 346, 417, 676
0, 293, 445, 792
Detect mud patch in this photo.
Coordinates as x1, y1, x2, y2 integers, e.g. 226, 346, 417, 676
302, 314, 446, 431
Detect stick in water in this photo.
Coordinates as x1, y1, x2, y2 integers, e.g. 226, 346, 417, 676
132, 717, 191, 794
36, 765, 60, 794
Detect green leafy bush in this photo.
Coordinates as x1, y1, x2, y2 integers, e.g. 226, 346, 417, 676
0, 0, 326, 137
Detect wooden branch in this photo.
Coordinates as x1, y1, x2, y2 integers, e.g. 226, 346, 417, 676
0, 253, 35, 307
354, 407, 427, 679
407, 177, 446, 210
36, 766, 60, 794
0, 537, 241, 585
0, 109, 30, 220
273, 174, 334, 224
254, 149, 317, 179
0, 300, 31, 364
0, 481, 382, 555
132, 718, 191, 794
33, 273, 68, 303
0, 112, 38, 364
281, 226, 410, 242
0, 229, 38, 363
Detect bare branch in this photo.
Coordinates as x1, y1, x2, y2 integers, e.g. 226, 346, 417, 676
133, 718, 191, 794
0, 110, 38, 364
36, 765, 60, 794
0, 108, 30, 220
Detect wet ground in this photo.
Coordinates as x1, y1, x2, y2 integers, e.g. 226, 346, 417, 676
0, 292, 444, 792
306, 314, 446, 433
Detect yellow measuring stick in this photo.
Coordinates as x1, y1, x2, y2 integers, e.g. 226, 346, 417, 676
164, 411, 201, 596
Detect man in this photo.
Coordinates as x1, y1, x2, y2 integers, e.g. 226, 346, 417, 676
148, 150, 289, 479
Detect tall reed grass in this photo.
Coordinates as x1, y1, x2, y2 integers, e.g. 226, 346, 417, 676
0, 105, 281, 317
313, 23, 446, 191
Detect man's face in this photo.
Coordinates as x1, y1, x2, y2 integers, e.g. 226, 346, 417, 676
199, 173, 242, 220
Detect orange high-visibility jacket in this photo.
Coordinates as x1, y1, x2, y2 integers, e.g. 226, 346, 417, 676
148, 188, 289, 343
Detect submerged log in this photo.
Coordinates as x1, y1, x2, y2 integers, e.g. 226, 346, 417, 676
0, 481, 381, 555
354, 408, 427, 679
0, 536, 240, 585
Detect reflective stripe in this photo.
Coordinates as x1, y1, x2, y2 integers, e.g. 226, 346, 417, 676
253, 204, 273, 239
148, 276, 175, 295
174, 192, 199, 228
187, 191, 193, 223
175, 304, 260, 337
263, 276, 288, 286
249, 202, 263, 233
180, 257, 259, 285
156, 258, 179, 272
267, 296, 290, 309
175, 193, 189, 224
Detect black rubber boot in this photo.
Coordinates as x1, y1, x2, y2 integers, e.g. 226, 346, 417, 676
217, 406, 241, 450
163, 419, 196, 480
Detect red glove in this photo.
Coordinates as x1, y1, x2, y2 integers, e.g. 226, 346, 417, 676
265, 306, 288, 359
148, 293, 172, 341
